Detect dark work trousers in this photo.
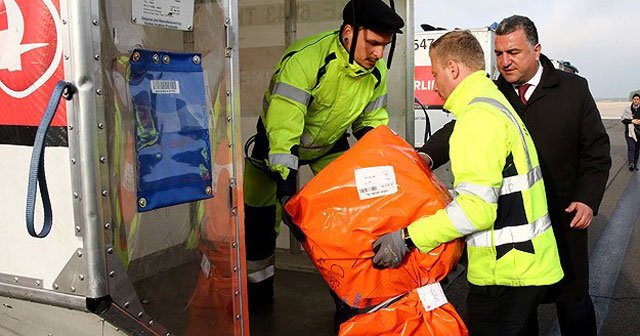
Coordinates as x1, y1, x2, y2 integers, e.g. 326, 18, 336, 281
556, 295, 597, 336
625, 134, 640, 166
467, 283, 549, 336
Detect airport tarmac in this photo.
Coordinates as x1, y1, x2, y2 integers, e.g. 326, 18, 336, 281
250, 117, 640, 336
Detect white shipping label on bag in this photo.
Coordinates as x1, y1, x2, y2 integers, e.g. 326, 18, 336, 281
354, 166, 398, 200
417, 282, 448, 312
151, 80, 180, 94
200, 254, 211, 278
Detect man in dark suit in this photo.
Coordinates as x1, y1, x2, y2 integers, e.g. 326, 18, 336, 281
420, 15, 611, 335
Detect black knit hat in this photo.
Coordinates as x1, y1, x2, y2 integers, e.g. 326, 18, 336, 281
342, 0, 405, 34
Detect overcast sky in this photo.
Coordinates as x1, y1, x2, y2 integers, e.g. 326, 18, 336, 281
414, 0, 639, 99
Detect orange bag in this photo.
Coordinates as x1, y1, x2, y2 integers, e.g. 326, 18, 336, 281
285, 126, 464, 309
339, 291, 468, 336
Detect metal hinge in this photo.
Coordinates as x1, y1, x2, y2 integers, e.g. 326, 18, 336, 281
224, 18, 233, 58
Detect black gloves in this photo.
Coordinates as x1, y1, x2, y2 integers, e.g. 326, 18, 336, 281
372, 229, 409, 269
276, 169, 306, 243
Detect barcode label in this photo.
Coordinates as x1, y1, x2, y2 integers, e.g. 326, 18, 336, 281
417, 282, 448, 312
151, 80, 180, 94
354, 166, 398, 200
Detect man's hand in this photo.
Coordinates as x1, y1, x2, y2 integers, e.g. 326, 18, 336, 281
372, 229, 409, 269
565, 201, 593, 229
280, 197, 306, 243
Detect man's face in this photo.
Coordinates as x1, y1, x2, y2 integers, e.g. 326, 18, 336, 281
633, 96, 640, 106
429, 52, 453, 101
345, 27, 393, 69
494, 28, 541, 85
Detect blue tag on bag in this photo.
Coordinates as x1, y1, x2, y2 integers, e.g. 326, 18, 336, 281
129, 49, 213, 212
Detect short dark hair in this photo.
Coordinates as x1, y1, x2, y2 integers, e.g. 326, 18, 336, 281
496, 15, 539, 48
430, 30, 485, 72
633, 93, 640, 99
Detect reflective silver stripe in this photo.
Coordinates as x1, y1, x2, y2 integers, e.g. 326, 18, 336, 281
300, 131, 314, 147
466, 213, 552, 247
269, 153, 299, 169
262, 94, 269, 112
247, 265, 275, 283
445, 200, 479, 235
272, 82, 312, 106
363, 94, 387, 114
500, 166, 543, 195
247, 254, 275, 272
470, 97, 532, 170
455, 182, 499, 204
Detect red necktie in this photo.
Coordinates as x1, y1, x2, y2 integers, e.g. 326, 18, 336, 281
517, 84, 532, 105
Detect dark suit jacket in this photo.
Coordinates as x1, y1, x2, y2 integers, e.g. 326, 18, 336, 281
420, 54, 611, 298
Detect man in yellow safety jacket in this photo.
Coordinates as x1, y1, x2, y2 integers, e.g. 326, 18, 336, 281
244, 0, 404, 312
372, 30, 563, 335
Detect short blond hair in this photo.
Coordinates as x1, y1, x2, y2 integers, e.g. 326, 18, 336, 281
430, 30, 485, 72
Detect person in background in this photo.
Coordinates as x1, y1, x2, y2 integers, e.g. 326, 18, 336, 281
621, 93, 640, 171
372, 29, 564, 336
419, 15, 611, 336
243, 0, 404, 319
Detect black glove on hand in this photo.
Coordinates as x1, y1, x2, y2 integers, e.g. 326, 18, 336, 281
372, 229, 409, 269
276, 169, 298, 205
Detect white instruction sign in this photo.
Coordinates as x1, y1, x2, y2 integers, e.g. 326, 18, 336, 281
132, 0, 195, 31
354, 166, 398, 200
417, 282, 448, 312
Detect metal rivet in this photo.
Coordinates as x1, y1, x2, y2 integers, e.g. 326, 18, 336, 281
62, 19, 67, 25
107, 247, 114, 254
137, 312, 144, 318
149, 320, 155, 326
166, 333, 171, 336
132, 51, 141, 62
109, 271, 115, 277
226, 90, 231, 96
76, 251, 83, 257
68, 125, 73, 130
225, 18, 230, 24
235, 314, 241, 320
48, 333, 52, 336
75, 226, 81, 232
187, 25, 193, 31
230, 179, 236, 187
152, 54, 160, 63
124, 301, 130, 308
13, 277, 18, 283
94, 54, 100, 60
205, 186, 212, 195
100, 156, 107, 163
92, 19, 98, 26
228, 142, 232, 148
71, 286, 76, 292
233, 266, 238, 272
104, 222, 111, 229
78, 275, 84, 281
96, 88, 103, 95
232, 242, 237, 248
53, 283, 59, 290
64, 54, 70, 61
35, 280, 40, 286
138, 198, 147, 208
192, 55, 201, 64
73, 192, 79, 198
98, 122, 105, 129
226, 116, 232, 122
231, 208, 237, 216
234, 290, 239, 296
162, 54, 171, 64
71, 158, 76, 164
132, 17, 137, 23
102, 190, 108, 197
225, 49, 231, 56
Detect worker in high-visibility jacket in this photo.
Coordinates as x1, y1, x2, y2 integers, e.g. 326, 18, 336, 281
244, 0, 404, 309
372, 30, 563, 336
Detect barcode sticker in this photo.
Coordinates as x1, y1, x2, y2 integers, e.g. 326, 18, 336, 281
417, 282, 448, 312
354, 166, 398, 200
151, 80, 180, 94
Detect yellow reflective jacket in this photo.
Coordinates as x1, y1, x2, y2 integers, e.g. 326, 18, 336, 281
408, 71, 563, 286
261, 30, 389, 179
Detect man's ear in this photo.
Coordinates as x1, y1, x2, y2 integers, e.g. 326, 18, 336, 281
447, 60, 460, 80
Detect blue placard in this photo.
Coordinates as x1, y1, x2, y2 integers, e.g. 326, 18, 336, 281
129, 49, 213, 212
